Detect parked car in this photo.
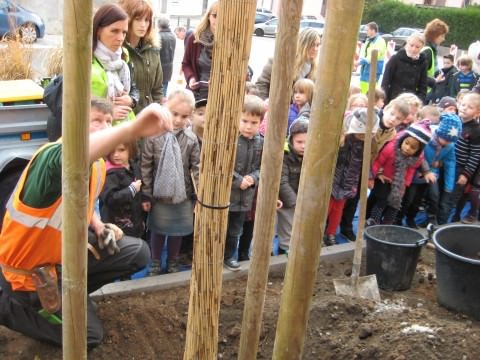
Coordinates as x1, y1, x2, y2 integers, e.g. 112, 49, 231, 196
381, 27, 424, 50
299, 19, 324, 36
254, 18, 324, 37
254, 17, 279, 37
0, 0, 45, 43
255, 12, 275, 24
256, 8, 272, 14
300, 15, 317, 20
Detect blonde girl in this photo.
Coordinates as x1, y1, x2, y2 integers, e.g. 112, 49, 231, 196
141, 89, 200, 274
256, 28, 321, 100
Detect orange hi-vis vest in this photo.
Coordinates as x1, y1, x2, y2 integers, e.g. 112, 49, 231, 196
0, 143, 106, 291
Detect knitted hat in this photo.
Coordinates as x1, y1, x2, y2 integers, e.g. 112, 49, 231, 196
436, 113, 462, 142
195, 98, 208, 108
346, 109, 379, 134
406, 122, 431, 145
437, 96, 457, 110
289, 116, 309, 139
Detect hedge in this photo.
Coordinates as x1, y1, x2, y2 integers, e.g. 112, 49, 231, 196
362, 0, 480, 49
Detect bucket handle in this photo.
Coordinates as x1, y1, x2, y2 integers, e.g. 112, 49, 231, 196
426, 223, 437, 242
416, 238, 428, 247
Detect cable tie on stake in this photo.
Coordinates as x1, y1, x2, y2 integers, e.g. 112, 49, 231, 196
196, 198, 230, 210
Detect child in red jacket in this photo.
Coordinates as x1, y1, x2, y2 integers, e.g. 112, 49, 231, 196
367, 122, 431, 225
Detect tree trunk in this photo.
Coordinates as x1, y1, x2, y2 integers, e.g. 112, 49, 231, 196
61, 1, 92, 359
272, 1, 365, 358
238, 1, 303, 359
183, 1, 256, 359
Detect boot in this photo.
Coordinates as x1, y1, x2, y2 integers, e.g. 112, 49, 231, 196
148, 259, 161, 276
167, 260, 180, 273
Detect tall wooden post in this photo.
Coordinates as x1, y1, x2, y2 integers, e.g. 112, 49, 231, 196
238, 1, 303, 359
272, 1, 365, 358
183, 1, 256, 359
62, 0, 92, 358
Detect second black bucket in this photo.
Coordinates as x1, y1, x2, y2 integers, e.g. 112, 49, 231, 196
365, 225, 427, 291
433, 225, 480, 320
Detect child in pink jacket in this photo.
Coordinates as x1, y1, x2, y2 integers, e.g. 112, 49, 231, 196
367, 122, 431, 225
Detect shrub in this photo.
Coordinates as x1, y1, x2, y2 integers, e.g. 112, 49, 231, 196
0, 38, 33, 80
363, 0, 480, 49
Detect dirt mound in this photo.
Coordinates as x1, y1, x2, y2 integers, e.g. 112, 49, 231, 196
1, 247, 479, 359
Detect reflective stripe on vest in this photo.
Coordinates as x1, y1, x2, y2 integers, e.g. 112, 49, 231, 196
0, 143, 105, 291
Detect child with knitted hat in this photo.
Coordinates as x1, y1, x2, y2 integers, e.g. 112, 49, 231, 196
277, 117, 309, 251
367, 122, 431, 225
324, 109, 379, 246
400, 113, 462, 227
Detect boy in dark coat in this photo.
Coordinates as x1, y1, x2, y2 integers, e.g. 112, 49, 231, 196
224, 95, 265, 271
277, 117, 309, 251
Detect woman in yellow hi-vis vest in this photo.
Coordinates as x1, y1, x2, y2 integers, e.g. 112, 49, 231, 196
421, 18, 449, 102
0, 99, 172, 348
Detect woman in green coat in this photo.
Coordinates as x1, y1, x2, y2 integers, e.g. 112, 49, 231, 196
120, 0, 163, 114
92, 4, 136, 125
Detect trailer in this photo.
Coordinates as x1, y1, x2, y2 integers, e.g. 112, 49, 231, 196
0, 79, 49, 229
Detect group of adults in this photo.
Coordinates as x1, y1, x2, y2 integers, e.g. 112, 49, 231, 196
356, 19, 453, 105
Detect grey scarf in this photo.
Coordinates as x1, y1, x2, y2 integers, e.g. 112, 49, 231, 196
197, 27, 214, 58
387, 138, 420, 209
153, 132, 187, 204
94, 41, 131, 98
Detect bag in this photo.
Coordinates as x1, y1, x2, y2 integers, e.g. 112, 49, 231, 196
43, 75, 63, 141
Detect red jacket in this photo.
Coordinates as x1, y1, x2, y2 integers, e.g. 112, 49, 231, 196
181, 34, 203, 88
371, 139, 423, 187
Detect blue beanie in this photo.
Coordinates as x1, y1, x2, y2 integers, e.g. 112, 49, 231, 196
436, 113, 462, 142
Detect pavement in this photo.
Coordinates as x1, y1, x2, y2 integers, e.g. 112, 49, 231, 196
91, 241, 359, 300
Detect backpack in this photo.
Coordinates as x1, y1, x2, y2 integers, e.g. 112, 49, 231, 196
43, 75, 63, 141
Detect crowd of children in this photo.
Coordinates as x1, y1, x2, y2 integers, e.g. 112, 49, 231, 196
96, 25, 480, 274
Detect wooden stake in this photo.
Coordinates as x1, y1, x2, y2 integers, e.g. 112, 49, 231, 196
238, 1, 303, 359
183, 1, 256, 358
62, 1, 92, 358
272, 1, 365, 358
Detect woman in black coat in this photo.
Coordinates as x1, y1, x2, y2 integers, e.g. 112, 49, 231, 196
381, 32, 428, 104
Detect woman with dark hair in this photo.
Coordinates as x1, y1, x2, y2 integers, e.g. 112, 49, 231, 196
92, 3, 136, 124
181, 1, 218, 100
421, 18, 449, 97
119, 0, 163, 114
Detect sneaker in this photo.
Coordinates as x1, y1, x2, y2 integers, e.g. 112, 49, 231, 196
365, 218, 377, 227
148, 259, 161, 276
224, 258, 241, 271
167, 260, 180, 273
323, 234, 337, 246
461, 215, 477, 224
406, 217, 418, 229
340, 229, 356, 242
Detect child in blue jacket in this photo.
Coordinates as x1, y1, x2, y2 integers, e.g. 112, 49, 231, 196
399, 113, 461, 226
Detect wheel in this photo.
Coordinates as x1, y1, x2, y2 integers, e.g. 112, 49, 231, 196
0, 169, 23, 232
20, 23, 38, 44
254, 28, 264, 37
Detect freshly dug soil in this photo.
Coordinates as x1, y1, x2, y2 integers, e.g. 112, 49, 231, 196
1, 246, 479, 359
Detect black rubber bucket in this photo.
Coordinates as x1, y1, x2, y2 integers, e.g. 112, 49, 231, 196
365, 225, 427, 291
433, 225, 480, 320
